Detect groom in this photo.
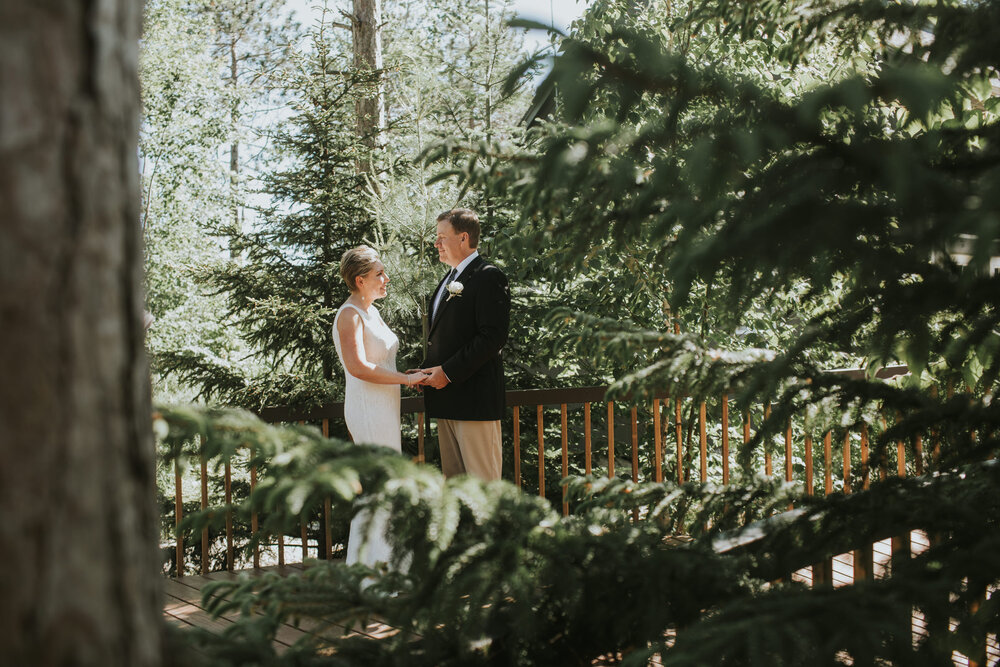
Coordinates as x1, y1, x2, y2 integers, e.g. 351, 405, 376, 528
420, 208, 510, 481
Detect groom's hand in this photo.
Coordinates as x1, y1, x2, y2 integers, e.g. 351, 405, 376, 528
422, 366, 450, 389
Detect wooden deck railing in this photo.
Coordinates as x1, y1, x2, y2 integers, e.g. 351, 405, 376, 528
167, 365, 916, 575
164, 364, 1000, 664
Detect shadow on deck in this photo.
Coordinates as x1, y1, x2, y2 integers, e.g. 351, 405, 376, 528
163, 533, 997, 666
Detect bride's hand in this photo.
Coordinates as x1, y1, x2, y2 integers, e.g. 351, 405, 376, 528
404, 370, 428, 387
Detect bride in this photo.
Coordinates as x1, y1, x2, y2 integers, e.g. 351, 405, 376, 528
332, 245, 428, 567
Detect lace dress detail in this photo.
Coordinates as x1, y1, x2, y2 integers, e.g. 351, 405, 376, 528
332, 302, 401, 567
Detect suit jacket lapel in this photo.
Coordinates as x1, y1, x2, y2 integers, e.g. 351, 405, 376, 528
429, 256, 483, 335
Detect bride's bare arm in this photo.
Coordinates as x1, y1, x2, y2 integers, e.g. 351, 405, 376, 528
337, 309, 427, 386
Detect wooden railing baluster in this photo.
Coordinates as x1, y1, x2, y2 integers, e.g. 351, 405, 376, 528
322, 419, 332, 560
225, 461, 233, 572
174, 458, 183, 577
200, 445, 208, 575
856, 424, 873, 581
561, 404, 569, 516
513, 406, 521, 488
824, 432, 833, 496
842, 432, 851, 494
607, 401, 615, 479
698, 401, 707, 483
764, 403, 773, 477
299, 421, 308, 561
537, 405, 545, 498
784, 419, 793, 484
816, 432, 833, 586
804, 433, 814, 496
584, 402, 592, 476
653, 399, 663, 483
675, 397, 683, 484
631, 406, 639, 522
251, 447, 259, 570
630, 406, 639, 485
892, 414, 910, 567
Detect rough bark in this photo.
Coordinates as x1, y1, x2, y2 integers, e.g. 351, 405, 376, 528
353, 0, 385, 177
0, 1, 162, 665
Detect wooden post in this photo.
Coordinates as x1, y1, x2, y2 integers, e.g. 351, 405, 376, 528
653, 399, 663, 483
322, 419, 332, 560
251, 447, 259, 569
631, 406, 639, 484
764, 403, 773, 477
561, 404, 569, 516
513, 405, 521, 488
823, 432, 833, 495
892, 415, 910, 566
698, 401, 707, 483
200, 446, 209, 575
225, 461, 233, 572
537, 405, 545, 498
675, 397, 683, 483
785, 419, 793, 483
816, 432, 834, 585
174, 459, 184, 577
855, 424, 873, 581
584, 403, 592, 476
608, 401, 615, 478
631, 406, 639, 522
842, 432, 851, 494
804, 434, 814, 496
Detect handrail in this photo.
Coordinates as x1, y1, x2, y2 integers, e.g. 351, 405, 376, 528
169, 366, 923, 579
255, 365, 912, 423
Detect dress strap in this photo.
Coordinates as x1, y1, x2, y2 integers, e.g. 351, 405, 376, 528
334, 303, 370, 331
339, 303, 369, 318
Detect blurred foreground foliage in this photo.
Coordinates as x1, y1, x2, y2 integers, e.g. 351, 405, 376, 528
158, 403, 999, 666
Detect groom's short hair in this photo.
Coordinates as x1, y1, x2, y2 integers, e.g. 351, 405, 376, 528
437, 208, 480, 248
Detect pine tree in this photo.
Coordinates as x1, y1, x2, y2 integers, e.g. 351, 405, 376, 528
160, 13, 384, 408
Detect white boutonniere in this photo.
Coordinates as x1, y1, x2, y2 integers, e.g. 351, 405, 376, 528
445, 281, 464, 301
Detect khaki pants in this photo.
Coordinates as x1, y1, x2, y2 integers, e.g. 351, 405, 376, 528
437, 418, 502, 481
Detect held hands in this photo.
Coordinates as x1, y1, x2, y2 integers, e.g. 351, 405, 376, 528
404, 369, 430, 388
403, 367, 449, 389
419, 365, 449, 389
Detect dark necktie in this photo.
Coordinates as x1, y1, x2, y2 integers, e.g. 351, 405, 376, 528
434, 269, 456, 321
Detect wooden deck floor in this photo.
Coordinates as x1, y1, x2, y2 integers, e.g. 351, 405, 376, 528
163, 561, 399, 654
164, 536, 997, 665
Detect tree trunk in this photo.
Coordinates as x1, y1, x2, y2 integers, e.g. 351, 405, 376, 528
229, 36, 241, 258
0, 1, 162, 665
352, 0, 385, 178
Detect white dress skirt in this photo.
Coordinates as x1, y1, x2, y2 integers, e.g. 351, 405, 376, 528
332, 302, 401, 567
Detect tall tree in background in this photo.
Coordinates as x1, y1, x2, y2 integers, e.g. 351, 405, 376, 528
201, 0, 298, 247
352, 0, 386, 178
141, 0, 241, 402
0, 1, 163, 664
370, 0, 536, 363
159, 12, 383, 408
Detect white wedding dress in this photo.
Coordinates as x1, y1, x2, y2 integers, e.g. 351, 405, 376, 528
332, 302, 401, 567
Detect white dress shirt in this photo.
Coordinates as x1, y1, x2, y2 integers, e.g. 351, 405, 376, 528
432, 250, 478, 321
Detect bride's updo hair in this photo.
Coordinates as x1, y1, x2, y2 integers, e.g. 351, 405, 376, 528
340, 245, 380, 293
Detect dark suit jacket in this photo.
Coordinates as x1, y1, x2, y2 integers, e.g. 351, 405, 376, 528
422, 255, 510, 420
